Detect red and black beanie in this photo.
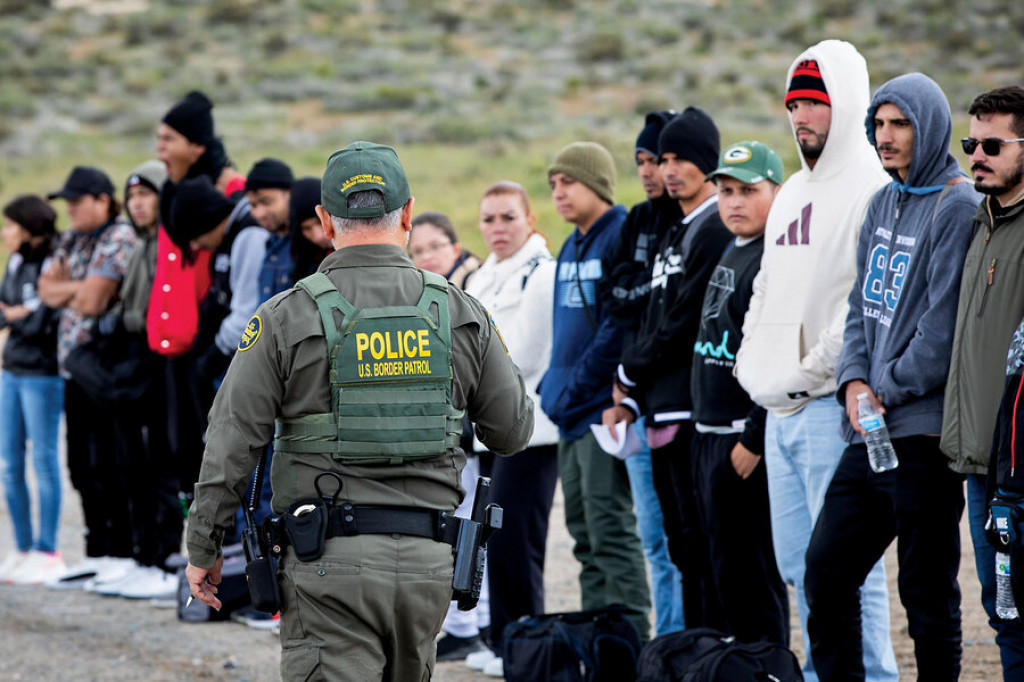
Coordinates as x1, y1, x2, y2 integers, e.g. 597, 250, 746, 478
785, 60, 831, 106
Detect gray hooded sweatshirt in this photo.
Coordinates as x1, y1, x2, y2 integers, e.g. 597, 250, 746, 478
836, 72, 981, 442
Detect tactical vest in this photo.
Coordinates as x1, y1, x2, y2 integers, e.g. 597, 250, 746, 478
274, 270, 464, 465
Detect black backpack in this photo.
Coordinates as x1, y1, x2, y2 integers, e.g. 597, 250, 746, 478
503, 605, 643, 682
636, 628, 803, 682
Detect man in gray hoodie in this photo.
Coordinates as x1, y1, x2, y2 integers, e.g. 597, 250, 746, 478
805, 73, 980, 680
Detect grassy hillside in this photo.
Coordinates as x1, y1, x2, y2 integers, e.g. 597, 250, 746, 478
1, 0, 1021, 256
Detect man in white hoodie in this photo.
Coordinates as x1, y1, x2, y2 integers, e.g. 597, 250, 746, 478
734, 40, 898, 682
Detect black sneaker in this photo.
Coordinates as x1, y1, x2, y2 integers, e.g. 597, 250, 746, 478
435, 631, 487, 662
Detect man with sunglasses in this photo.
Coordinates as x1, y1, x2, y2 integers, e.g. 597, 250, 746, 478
942, 85, 1024, 678
805, 72, 980, 680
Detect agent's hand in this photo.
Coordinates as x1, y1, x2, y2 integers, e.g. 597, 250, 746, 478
730, 441, 762, 480
186, 556, 224, 611
845, 380, 884, 436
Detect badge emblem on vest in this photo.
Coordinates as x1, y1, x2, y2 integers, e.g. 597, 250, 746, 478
238, 315, 262, 351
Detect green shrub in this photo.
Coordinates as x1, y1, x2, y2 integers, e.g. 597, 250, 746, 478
577, 30, 626, 62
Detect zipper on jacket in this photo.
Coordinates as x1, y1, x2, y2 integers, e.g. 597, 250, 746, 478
978, 257, 997, 317
1013, 372, 1024, 477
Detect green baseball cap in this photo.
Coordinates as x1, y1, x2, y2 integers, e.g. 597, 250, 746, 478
706, 140, 785, 185
321, 141, 411, 218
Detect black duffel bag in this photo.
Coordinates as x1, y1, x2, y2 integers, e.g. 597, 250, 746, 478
502, 604, 642, 682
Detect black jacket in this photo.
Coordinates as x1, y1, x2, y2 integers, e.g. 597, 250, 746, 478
0, 244, 59, 376
599, 193, 683, 333
621, 199, 732, 420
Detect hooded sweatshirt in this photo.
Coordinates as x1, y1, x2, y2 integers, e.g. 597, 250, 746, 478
835, 73, 980, 442
467, 232, 559, 449
735, 40, 890, 415
539, 205, 627, 440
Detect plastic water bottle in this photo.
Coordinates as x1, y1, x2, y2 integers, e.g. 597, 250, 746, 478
856, 392, 899, 473
996, 551, 1020, 620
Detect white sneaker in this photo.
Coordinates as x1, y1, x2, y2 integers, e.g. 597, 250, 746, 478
466, 648, 498, 671
118, 566, 177, 600
0, 552, 28, 583
85, 558, 140, 593
46, 556, 108, 589
7, 551, 67, 586
483, 657, 504, 677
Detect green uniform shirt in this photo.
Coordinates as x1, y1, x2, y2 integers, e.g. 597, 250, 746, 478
186, 243, 534, 568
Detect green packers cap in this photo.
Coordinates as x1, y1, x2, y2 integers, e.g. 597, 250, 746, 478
321, 141, 411, 218
706, 140, 785, 185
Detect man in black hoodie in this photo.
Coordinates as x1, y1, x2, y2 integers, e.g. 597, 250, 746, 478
604, 107, 732, 629
599, 110, 685, 637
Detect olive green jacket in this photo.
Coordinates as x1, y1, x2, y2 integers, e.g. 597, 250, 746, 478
941, 190, 1024, 474
186, 244, 534, 568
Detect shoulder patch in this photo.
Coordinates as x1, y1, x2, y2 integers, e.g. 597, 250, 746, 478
487, 311, 509, 355
238, 314, 262, 351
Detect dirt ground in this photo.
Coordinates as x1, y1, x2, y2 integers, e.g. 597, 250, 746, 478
0, 438, 1004, 681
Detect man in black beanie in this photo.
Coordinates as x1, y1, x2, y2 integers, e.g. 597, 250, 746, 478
603, 105, 733, 631
162, 176, 266, 443
151, 91, 252, 508
166, 176, 266, 381
597, 109, 686, 637
157, 91, 216, 185
600, 111, 682, 327
245, 158, 295, 301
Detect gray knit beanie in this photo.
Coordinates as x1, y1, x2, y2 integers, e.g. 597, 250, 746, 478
546, 142, 616, 205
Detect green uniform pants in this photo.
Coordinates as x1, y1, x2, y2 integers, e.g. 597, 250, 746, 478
278, 533, 454, 682
558, 431, 652, 640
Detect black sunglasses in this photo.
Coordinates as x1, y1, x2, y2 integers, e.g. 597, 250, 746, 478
960, 137, 1024, 155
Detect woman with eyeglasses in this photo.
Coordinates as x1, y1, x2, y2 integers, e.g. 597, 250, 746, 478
409, 211, 481, 290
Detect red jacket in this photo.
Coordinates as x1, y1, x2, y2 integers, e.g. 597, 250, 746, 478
147, 227, 211, 357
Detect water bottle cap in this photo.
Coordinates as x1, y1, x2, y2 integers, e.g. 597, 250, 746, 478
856, 392, 868, 400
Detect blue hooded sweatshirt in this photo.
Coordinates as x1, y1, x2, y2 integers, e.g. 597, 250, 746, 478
836, 72, 982, 441
539, 205, 627, 440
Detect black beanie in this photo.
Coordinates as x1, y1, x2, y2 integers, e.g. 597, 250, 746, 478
246, 158, 295, 192
289, 176, 322, 229
162, 91, 215, 145
657, 106, 721, 175
635, 110, 677, 158
166, 176, 234, 250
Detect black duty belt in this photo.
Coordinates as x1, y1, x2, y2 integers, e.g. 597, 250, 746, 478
328, 504, 460, 546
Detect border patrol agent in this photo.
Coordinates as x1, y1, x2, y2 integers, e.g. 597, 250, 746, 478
185, 141, 534, 681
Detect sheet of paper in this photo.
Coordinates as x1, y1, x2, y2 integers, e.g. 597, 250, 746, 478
590, 421, 642, 460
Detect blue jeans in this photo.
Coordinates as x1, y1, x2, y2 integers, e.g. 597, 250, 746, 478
0, 370, 64, 553
967, 473, 1024, 679
625, 418, 684, 636
765, 398, 897, 682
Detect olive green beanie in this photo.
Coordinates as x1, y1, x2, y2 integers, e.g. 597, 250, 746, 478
546, 142, 616, 205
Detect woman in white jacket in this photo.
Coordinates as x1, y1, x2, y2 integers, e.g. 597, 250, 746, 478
463, 181, 559, 675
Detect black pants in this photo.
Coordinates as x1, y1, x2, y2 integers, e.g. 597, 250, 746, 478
691, 430, 788, 645
480, 444, 559, 649
65, 378, 133, 558
805, 436, 965, 681
114, 368, 184, 570
650, 421, 708, 628
166, 352, 214, 497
